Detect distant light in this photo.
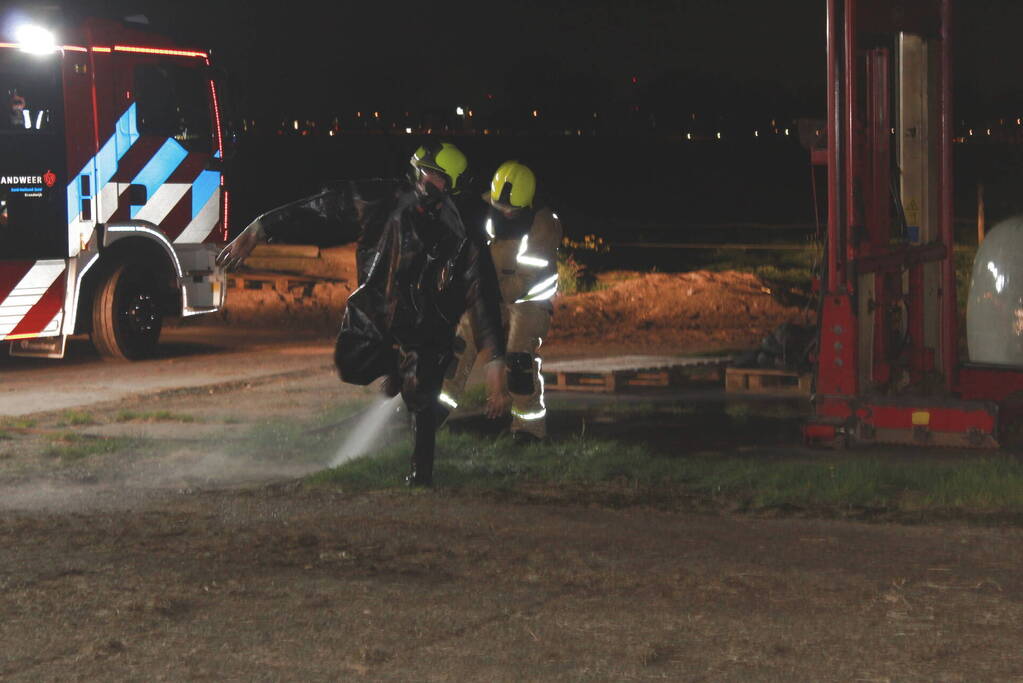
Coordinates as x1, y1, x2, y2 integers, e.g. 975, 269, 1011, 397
15, 25, 57, 54
716, 131, 721, 139
293, 120, 299, 130
784, 128, 790, 136
631, 75, 638, 84
467, 109, 473, 118
969, 129, 974, 136
329, 130, 335, 136
356, 111, 362, 118
532, 109, 539, 118
373, 111, 380, 119
592, 112, 598, 119
1017, 118, 1021, 126
754, 130, 759, 137
456, 106, 464, 116
891, 127, 896, 135
815, 129, 821, 136
987, 128, 992, 136
686, 133, 692, 141
405, 127, 412, 134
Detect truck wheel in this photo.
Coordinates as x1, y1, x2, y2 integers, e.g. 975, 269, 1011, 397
91, 262, 164, 360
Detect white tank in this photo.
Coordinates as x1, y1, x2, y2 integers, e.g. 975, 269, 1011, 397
967, 214, 1023, 365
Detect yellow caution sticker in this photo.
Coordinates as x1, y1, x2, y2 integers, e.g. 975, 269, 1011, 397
911, 411, 931, 426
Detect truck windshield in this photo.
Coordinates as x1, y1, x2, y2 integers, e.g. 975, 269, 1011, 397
0, 49, 60, 135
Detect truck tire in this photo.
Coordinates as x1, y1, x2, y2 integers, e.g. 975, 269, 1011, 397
91, 262, 164, 360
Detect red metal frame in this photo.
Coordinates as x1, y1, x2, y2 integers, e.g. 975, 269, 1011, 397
807, 0, 1023, 448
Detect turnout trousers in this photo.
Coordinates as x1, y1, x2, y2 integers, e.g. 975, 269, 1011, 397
443, 301, 550, 438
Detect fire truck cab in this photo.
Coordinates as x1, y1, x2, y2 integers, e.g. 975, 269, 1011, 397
0, 16, 228, 360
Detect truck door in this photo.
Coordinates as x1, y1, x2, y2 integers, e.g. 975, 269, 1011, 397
0, 47, 68, 341
102, 54, 222, 244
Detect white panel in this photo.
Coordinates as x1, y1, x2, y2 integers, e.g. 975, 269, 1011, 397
134, 182, 189, 225
174, 189, 220, 244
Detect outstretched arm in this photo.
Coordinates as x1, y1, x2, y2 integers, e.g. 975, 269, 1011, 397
216, 183, 376, 270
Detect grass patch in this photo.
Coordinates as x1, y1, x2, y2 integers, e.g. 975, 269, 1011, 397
0, 417, 36, 429
115, 410, 197, 423
57, 411, 96, 427
44, 433, 142, 462
309, 422, 1023, 522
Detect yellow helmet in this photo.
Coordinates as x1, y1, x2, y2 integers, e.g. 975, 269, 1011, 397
410, 141, 468, 194
490, 161, 536, 209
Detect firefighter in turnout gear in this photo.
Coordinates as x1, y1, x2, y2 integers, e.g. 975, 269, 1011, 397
217, 141, 510, 485
442, 161, 562, 442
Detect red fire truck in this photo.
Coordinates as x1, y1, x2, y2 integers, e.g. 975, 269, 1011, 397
0, 16, 228, 360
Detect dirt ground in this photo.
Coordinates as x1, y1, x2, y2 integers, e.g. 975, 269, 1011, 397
2, 251, 1022, 680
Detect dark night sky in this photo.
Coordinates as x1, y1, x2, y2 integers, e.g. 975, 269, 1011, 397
8, 0, 1023, 120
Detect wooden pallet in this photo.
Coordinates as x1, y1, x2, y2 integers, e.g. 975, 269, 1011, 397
226, 271, 344, 295
543, 356, 727, 393
725, 367, 812, 395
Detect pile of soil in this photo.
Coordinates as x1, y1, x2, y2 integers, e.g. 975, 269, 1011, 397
221, 245, 814, 355
548, 270, 814, 356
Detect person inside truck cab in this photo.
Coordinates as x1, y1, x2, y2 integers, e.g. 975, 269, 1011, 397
8, 89, 26, 128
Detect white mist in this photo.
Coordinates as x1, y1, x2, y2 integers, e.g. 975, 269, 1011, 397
330, 395, 404, 467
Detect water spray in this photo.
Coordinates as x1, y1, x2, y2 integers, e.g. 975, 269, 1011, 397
330, 394, 404, 467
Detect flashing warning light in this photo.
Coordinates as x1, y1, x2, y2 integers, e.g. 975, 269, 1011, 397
15, 25, 57, 54
209, 79, 223, 154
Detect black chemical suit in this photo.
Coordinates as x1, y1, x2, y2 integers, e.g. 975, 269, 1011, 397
247, 179, 506, 484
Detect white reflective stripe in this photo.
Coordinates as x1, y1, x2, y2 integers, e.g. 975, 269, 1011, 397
21, 110, 30, 129
515, 233, 549, 268
133, 182, 189, 225
63, 254, 99, 335
530, 283, 558, 301
517, 234, 529, 257
107, 225, 183, 277
485, 217, 495, 239
0, 261, 66, 337
511, 356, 545, 422
527, 273, 559, 296
517, 254, 549, 267
34, 110, 44, 129
438, 392, 459, 409
515, 272, 559, 303
174, 189, 220, 244
512, 408, 547, 421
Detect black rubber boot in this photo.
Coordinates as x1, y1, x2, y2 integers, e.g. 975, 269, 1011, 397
407, 407, 436, 487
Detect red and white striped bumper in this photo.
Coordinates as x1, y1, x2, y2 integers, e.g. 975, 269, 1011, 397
0, 260, 66, 340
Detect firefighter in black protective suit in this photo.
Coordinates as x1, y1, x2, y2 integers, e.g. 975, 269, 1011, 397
216, 141, 510, 486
